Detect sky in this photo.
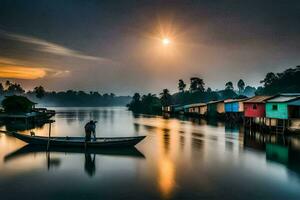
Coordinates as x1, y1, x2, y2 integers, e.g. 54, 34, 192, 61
0, 0, 300, 95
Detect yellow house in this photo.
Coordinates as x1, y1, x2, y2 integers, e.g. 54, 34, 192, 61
185, 103, 207, 115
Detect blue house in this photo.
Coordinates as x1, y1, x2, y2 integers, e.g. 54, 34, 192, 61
224, 99, 248, 113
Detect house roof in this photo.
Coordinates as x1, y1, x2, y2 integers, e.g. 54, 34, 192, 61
4, 95, 37, 105
183, 103, 206, 108
266, 93, 300, 103
224, 98, 249, 103
243, 96, 273, 103
287, 99, 300, 106
206, 100, 224, 105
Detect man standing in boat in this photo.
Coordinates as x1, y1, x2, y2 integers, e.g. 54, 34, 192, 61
84, 120, 97, 142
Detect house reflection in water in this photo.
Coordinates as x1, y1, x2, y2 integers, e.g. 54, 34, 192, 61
244, 129, 300, 178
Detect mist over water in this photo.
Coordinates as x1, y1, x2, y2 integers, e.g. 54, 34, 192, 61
1, 107, 300, 200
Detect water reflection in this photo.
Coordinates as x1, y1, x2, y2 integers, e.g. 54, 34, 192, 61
4, 144, 145, 178
244, 129, 300, 178
85, 154, 96, 177
46, 152, 61, 170
3, 121, 48, 132
1, 107, 300, 199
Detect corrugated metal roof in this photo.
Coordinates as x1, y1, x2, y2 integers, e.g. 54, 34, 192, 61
280, 93, 300, 96
207, 100, 224, 104
287, 99, 300, 106
267, 96, 300, 103
224, 98, 248, 103
243, 96, 273, 103
183, 103, 206, 108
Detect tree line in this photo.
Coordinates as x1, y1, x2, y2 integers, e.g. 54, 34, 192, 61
256, 66, 300, 95
128, 77, 253, 114
127, 65, 300, 114
0, 81, 131, 107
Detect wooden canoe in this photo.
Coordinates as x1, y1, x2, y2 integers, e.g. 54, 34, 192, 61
7, 131, 146, 148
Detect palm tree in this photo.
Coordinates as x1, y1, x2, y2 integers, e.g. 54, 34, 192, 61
160, 89, 172, 106
225, 81, 234, 90
133, 93, 141, 102
237, 79, 245, 94
34, 86, 46, 99
178, 79, 186, 92
190, 77, 205, 92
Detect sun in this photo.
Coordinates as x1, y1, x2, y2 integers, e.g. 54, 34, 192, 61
162, 38, 170, 46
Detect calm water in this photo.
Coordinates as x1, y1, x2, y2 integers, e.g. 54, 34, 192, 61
1, 107, 300, 200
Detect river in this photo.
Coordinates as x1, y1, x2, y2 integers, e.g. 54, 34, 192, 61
1, 107, 300, 200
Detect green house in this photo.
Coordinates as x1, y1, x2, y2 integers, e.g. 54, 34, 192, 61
206, 100, 225, 117
266, 94, 300, 119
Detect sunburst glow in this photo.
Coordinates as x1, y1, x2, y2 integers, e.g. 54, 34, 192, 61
162, 38, 170, 45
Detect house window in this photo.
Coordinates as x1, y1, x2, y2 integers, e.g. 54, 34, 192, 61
272, 104, 278, 111
252, 104, 257, 110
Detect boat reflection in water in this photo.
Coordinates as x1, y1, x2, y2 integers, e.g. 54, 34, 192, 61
2, 107, 300, 199
4, 144, 145, 177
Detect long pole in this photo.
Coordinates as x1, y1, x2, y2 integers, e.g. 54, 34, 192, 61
47, 122, 52, 151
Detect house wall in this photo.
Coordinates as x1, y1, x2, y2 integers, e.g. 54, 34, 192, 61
199, 106, 207, 115
225, 102, 244, 112
225, 103, 232, 112
162, 106, 171, 112
244, 103, 266, 117
238, 102, 244, 112
217, 103, 225, 114
266, 103, 288, 119
188, 107, 199, 113
207, 104, 217, 116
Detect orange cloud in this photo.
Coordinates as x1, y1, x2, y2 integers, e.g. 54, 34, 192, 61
0, 66, 46, 79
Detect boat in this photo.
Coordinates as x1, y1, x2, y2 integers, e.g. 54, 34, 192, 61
3, 131, 146, 148
4, 144, 145, 163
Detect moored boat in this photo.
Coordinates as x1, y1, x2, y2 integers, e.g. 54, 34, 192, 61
3, 131, 146, 148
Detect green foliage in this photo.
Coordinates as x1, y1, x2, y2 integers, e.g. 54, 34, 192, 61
34, 86, 46, 99
243, 86, 256, 96
257, 66, 300, 95
178, 79, 186, 92
237, 79, 245, 94
6, 83, 25, 95
0, 81, 131, 107
26, 90, 130, 106
160, 89, 172, 106
127, 93, 161, 114
190, 77, 205, 92
0, 83, 4, 95
1, 95, 35, 113
171, 89, 237, 105
225, 81, 234, 90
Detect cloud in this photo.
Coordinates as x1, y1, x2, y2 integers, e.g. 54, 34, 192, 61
0, 30, 111, 62
0, 65, 46, 79
0, 57, 71, 80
